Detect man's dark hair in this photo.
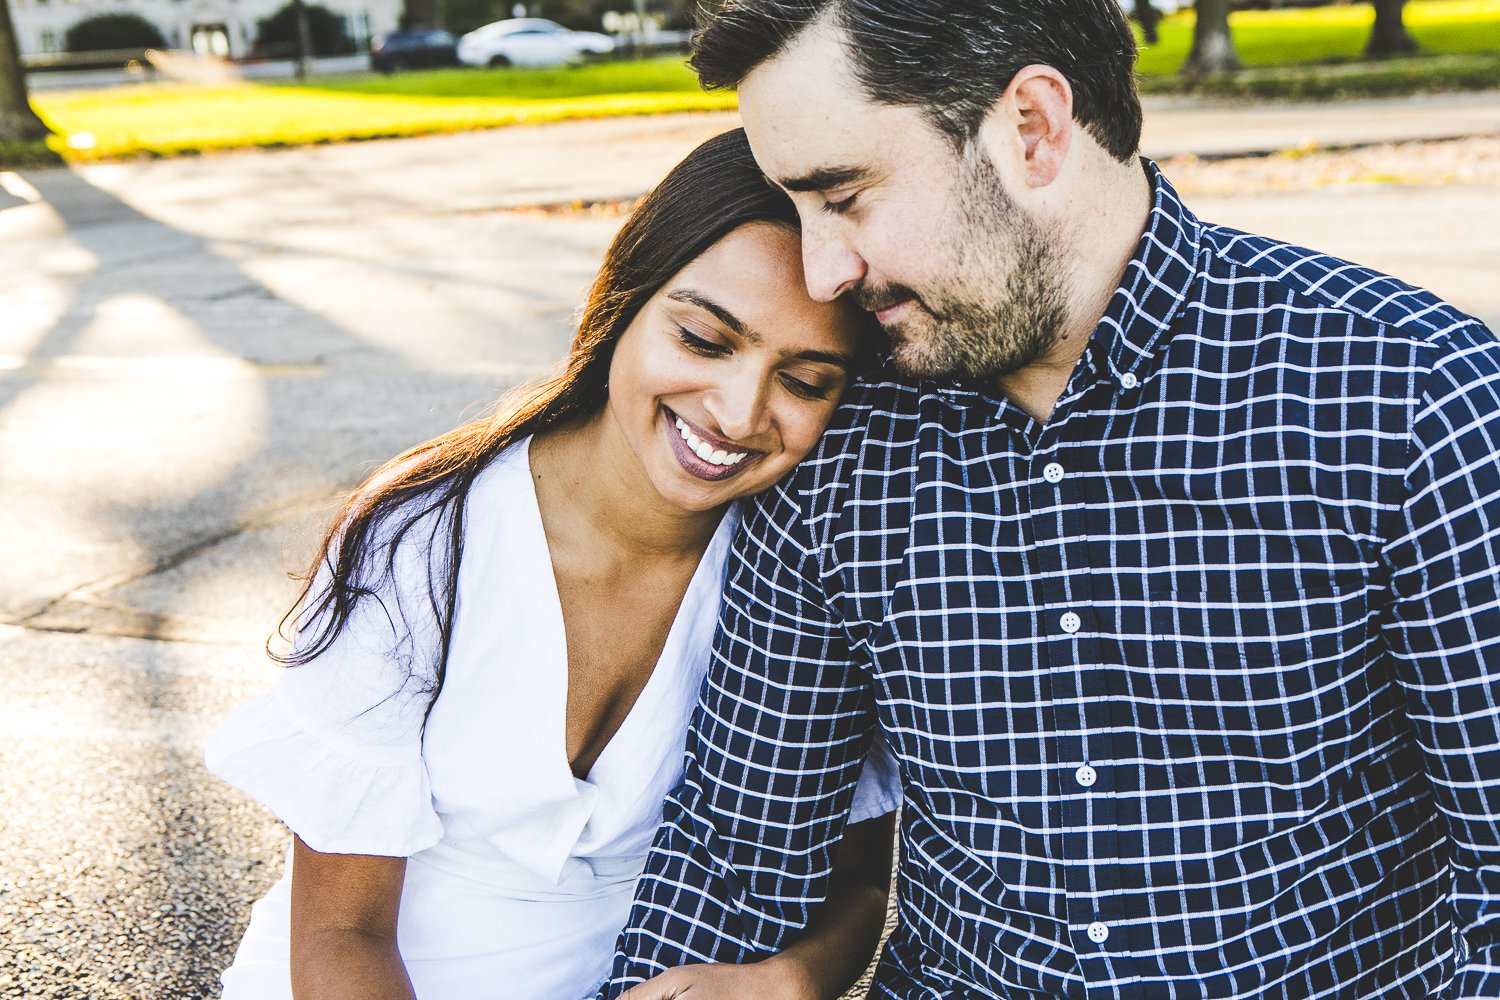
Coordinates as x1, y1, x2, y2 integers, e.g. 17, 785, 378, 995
692, 0, 1143, 163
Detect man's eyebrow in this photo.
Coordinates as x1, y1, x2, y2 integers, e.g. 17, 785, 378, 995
778, 165, 871, 193
666, 289, 759, 342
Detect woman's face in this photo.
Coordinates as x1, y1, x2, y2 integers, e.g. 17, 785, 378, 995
604, 221, 866, 513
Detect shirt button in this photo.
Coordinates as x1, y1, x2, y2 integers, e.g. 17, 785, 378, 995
1075, 764, 1097, 787
1043, 462, 1065, 484
1120, 371, 1139, 389
1060, 611, 1081, 634
1087, 921, 1110, 944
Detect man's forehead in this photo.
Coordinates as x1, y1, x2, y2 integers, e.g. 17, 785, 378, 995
737, 27, 897, 188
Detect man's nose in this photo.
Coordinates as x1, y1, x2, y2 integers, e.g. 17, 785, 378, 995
801, 223, 866, 303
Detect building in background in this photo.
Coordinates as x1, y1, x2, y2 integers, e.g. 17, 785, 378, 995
10, 0, 398, 59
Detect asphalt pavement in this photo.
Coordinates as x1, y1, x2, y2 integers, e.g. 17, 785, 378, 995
1, 93, 1498, 999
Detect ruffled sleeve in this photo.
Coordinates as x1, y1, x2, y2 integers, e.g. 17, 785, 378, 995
204, 506, 449, 857
848, 732, 902, 823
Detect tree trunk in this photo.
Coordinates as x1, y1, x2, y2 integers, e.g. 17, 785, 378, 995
1365, 0, 1418, 58
0, 0, 50, 143
1182, 0, 1242, 77
292, 0, 314, 78
1133, 0, 1160, 46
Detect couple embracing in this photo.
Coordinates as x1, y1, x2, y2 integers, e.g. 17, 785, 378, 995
207, 1, 1500, 998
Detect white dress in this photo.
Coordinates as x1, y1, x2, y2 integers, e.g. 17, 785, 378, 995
205, 437, 901, 1000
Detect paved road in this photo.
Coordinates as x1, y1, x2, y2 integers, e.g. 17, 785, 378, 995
1, 96, 1497, 998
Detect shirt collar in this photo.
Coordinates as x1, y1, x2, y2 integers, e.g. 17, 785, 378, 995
1090, 158, 1204, 388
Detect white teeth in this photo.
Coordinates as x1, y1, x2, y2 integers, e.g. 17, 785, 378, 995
672, 414, 749, 467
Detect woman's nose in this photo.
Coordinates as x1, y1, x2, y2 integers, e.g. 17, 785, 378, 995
703, 368, 771, 442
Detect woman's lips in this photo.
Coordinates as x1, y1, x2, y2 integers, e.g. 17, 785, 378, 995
664, 408, 757, 483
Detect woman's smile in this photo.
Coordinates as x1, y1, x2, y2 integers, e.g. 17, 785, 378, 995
663, 407, 758, 482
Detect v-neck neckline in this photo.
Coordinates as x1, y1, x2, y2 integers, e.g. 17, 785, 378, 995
521, 436, 735, 789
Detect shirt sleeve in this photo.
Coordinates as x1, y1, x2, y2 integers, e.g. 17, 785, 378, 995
600, 478, 879, 994
1380, 322, 1500, 999
203, 506, 449, 857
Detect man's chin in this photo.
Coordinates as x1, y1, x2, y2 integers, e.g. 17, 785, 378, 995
887, 340, 956, 380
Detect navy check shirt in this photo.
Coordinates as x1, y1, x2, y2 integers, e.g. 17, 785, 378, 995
601, 162, 1500, 999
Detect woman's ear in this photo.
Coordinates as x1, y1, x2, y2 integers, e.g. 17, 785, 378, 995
976, 64, 1074, 191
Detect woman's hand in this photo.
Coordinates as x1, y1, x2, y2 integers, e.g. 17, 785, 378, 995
617, 955, 813, 999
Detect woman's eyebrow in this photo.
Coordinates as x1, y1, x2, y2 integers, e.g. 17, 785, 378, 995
667, 289, 855, 370
787, 348, 856, 370
667, 289, 757, 341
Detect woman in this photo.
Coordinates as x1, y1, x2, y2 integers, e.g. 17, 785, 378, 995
205, 128, 900, 1000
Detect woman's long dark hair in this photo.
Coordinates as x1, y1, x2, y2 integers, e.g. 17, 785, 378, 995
274, 128, 804, 717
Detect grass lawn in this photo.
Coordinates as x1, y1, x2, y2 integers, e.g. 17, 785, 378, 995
13, 0, 1500, 164
1135, 0, 1500, 74
26, 57, 734, 162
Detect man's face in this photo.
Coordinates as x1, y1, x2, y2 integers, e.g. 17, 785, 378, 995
738, 19, 1068, 383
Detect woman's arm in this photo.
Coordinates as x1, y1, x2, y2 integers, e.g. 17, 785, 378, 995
620, 812, 897, 1000
288, 836, 416, 1000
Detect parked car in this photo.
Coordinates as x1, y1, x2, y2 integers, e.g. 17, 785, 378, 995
370, 29, 459, 73
456, 18, 615, 68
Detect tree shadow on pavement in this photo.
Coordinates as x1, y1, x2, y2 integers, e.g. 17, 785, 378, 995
0, 165, 543, 999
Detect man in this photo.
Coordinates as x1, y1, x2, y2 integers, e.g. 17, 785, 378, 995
604, 1, 1500, 997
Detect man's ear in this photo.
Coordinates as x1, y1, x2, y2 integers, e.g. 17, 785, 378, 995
977, 64, 1073, 190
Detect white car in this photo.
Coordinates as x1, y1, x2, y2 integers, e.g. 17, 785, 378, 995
457, 18, 615, 68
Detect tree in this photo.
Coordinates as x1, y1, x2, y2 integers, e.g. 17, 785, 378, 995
256, 2, 353, 57
1133, 0, 1161, 46
0, 0, 49, 144
1365, 0, 1417, 58
64, 13, 167, 52
1182, 0, 1241, 76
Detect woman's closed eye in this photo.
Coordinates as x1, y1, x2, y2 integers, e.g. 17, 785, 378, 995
676, 326, 729, 356
781, 371, 839, 401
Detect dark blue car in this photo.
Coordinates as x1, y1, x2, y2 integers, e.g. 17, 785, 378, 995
370, 29, 459, 73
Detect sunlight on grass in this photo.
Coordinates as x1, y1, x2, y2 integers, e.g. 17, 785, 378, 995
1135, 0, 1500, 74
34, 59, 735, 161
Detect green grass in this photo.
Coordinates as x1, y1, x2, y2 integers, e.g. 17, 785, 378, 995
0, 139, 64, 168
23, 0, 1500, 162
287, 57, 711, 99
1135, 0, 1500, 74
1140, 50, 1500, 99
31, 56, 733, 162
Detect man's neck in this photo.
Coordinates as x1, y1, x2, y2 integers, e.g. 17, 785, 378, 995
993, 159, 1153, 425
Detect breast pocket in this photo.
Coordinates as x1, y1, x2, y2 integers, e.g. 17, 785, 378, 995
1145, 584, 1375, 761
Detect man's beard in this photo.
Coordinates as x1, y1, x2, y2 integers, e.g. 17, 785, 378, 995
856, 147, 1069, 384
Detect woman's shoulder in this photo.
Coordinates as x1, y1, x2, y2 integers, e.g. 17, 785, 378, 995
454, 435, 538, 545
